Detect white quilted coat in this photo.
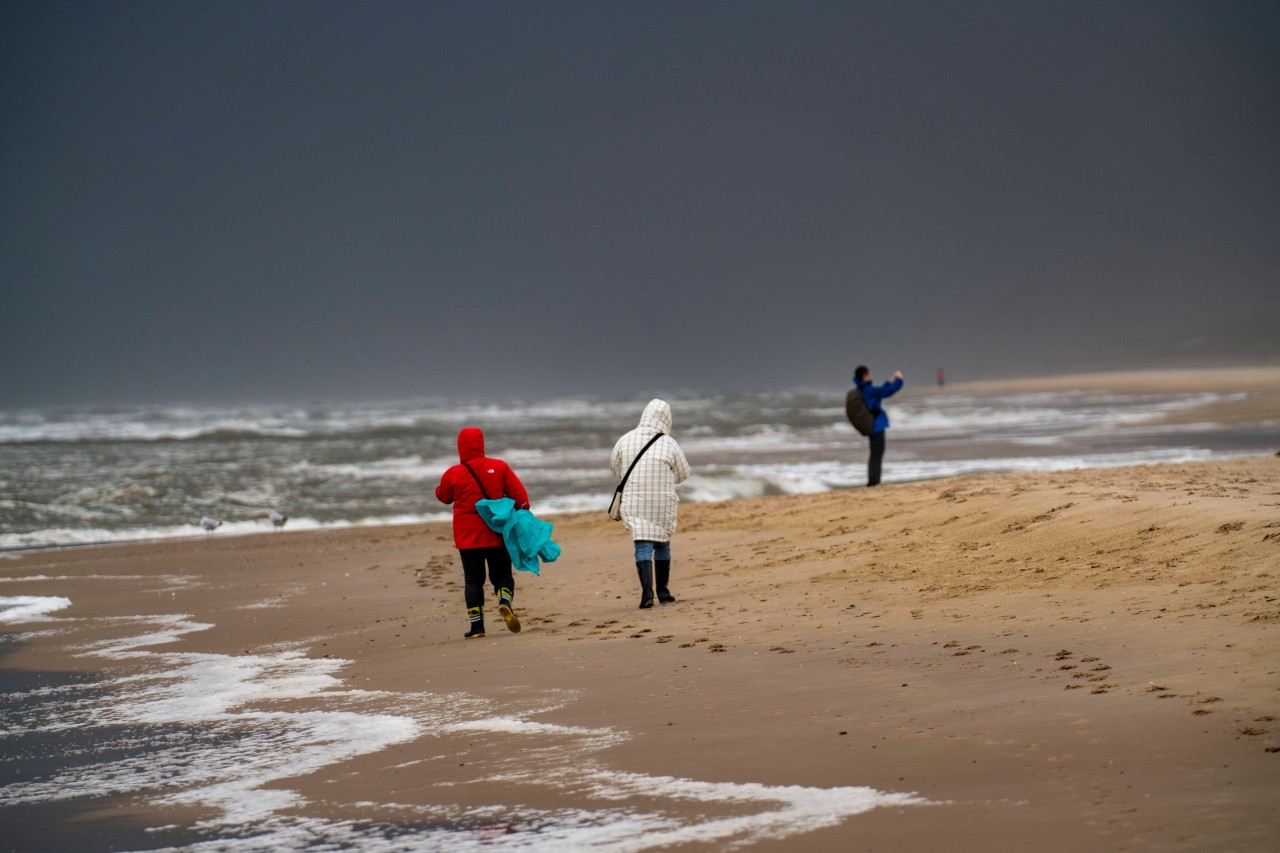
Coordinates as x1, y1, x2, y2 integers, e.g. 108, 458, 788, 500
610, 399, 691, 542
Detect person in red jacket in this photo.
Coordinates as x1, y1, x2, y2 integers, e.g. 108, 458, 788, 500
436, 426, 530, 639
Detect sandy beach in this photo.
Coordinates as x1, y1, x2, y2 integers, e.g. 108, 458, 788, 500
2, 371, 1279, 851
930, 366, 1280, 428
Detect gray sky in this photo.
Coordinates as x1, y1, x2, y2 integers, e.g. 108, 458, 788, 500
2, 0, 1277, 406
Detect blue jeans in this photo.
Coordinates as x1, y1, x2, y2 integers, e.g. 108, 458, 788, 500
634, 540, 671, 563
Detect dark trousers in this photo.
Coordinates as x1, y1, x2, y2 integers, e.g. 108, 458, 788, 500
867, 430, 886, 486
459, 546, 514, 610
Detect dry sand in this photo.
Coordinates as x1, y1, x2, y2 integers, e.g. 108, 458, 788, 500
3, 369, 1279, 851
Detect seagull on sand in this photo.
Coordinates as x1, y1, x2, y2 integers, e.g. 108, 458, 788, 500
270, 511, 288, 531
200, 516, 222, 534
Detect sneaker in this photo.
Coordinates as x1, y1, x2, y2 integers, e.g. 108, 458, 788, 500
498, 603, 521, 633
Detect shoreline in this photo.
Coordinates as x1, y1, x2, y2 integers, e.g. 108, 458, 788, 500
3, 455, 1279, 850
5, 447, 1275, 557
4, 365, 1277, 554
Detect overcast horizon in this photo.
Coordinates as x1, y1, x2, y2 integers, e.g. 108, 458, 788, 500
2, 1, 1277, 408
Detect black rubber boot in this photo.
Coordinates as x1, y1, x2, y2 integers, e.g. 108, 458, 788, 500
464, 605, 485, 639
656, 559, 675, 603
636, 561, 655, 609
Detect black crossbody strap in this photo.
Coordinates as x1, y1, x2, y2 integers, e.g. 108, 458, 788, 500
461, 461, 493, 501
618, 433, 664, 491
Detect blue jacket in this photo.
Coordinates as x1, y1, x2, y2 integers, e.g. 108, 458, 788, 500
854, 376, 904, 434
475, 498, 561, 575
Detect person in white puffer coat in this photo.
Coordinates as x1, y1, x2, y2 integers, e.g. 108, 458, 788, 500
610, 398, 692, 608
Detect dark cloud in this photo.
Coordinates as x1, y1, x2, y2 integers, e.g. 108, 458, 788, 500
2, 1, 1277, 405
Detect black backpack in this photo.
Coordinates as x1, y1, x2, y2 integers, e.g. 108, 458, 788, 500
845, 387, 875, 436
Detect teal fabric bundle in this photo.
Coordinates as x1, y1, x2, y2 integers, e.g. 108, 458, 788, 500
474, 498, 561, 575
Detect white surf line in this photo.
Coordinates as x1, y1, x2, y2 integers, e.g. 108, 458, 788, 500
0, 595, 73, 623
444, 717, 927, 851
0, 612, 429, 827
0, 574, 199, 591
87, 615, 437, 826
1, 606, 926, 850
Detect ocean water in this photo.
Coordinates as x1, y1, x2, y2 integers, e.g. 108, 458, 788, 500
1, 387, 1275, 550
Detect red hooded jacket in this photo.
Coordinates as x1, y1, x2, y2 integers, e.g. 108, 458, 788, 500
435, 427, 530, 549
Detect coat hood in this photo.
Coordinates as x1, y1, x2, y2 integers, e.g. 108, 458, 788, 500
457, 427, 485, 462
638, 398, 672, 434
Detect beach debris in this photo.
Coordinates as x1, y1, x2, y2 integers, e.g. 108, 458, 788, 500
270, 511, 288, 531
200, 516, 222, 533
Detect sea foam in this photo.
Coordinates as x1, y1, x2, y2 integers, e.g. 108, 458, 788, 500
0, 595, 72, 623
0, 602, 926, 850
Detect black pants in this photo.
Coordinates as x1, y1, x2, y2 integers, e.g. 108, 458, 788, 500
867, 430, 886, 486
459, 546, 514, 610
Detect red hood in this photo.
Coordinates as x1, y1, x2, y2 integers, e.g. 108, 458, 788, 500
457, 427, 485, 462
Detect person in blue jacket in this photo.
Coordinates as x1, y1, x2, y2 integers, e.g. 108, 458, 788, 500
854, 365, 904, 486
